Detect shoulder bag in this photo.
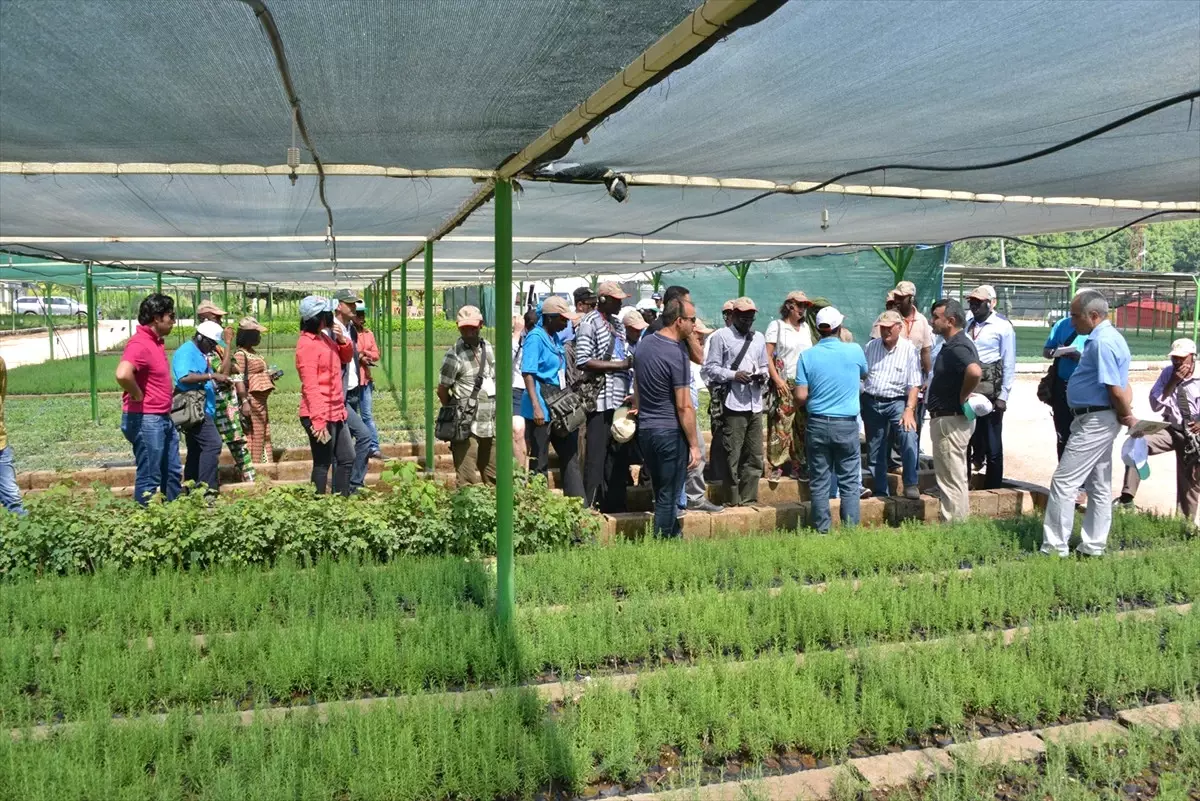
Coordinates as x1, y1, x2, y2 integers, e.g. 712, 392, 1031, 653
708, 334, 754, 426
571, 316, 617, 413
1171, 383, 1200, 468
170, 389, 206, 431
436, 345, 490, 442
1036, 360, 1057, 406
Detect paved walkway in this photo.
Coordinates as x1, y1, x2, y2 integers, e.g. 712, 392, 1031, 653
0, 321, 134, 368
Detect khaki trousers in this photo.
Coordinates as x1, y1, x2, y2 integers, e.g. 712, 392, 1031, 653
931, 414, 974, 522
1121, 427, 1200, 524
451, 435, 496, 487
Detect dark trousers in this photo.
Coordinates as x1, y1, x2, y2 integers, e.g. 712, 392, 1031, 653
302, 417, 355, 496
526, 422, 584, 498
183, 415, 221, 492
969, 409, 1005, 489
639, 427, 687, 538
345, 389, 373, 489
721, 410, 764, 505
583, 409, 630, 513
1050, 375, 1073, 460
705, 415, 727, 483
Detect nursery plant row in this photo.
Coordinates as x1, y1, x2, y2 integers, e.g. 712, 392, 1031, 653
4, 544, 1198, 725
3, 513, 1192, 638
3, 609, 1196, 801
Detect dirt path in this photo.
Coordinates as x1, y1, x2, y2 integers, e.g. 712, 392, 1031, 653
0, 321, 134, 367
920, 371, 1185, 517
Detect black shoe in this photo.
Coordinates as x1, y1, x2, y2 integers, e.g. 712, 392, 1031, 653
687, 499, 724, 513
369, 450, 385, 460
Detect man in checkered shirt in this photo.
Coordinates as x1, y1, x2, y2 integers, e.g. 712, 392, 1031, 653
575, 282, 635, 511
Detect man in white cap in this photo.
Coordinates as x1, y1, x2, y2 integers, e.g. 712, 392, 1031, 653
862, 310, 922, 500
1116, 337, 1199, 523
794, 306, 868, 532
195, 298, 255, 482
965, 285, 1016, 488
703, 296, 769, 506
575, 281, 635, 511
171, 320, 232, 493
437, 305, 497, 486
1042, 290, 1136, 557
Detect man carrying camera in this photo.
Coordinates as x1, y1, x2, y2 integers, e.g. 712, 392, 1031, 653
702, 296, 769, 507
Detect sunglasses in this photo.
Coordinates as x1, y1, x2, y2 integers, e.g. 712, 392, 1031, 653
683, 316, 697, 323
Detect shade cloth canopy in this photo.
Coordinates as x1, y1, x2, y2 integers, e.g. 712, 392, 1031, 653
0, 0, 1197, 284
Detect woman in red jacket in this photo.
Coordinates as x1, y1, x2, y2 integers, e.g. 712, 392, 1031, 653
295, 296, 354, 495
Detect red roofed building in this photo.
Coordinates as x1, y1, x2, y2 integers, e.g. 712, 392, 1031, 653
1114, 297, 1179, 330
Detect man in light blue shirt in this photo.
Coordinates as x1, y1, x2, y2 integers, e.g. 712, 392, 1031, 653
1042, 290, 1137, 558
1043, 314, 1088, 459
795, 306, 869, 533
965, 285, 1016, 489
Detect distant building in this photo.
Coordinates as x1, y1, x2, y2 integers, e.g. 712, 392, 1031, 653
1114, 297, 1179, 330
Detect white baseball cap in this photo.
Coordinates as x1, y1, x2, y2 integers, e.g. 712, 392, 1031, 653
195, 320, 224, 342
1168, 338, 1196, 358
1121, 436, 1150, 481
815, 306, 844, 330
610, 405, 637, 444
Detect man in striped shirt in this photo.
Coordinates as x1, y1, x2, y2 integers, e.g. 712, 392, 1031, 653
576, 281, 634, 511
863, 311, 922, 499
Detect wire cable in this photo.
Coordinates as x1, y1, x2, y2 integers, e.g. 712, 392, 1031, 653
518, 89, 1200, 266
239, 0, 339, 269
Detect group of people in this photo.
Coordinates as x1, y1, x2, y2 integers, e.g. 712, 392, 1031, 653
113, 290, 384, 503
433, 279, 1196, 553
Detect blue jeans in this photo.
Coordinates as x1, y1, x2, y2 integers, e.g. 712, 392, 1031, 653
344, 390, 373, 489
806, 416, 862, 533
121, 412, 182, 504
357, 382, 380, 453
639, 427, 687, 538
862, 395, 919, 496
0, 447, 25, 515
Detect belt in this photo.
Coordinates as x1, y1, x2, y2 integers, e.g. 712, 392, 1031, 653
929, 408, 964, 419
1070, 405, 1111, 417
864, 394, 907, 403
809, 414, 857, 421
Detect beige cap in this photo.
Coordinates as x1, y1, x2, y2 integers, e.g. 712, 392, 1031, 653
196, 299, 226, 317
968, 284, 997, 302
541, 295, 581, 320
786, 290, 810, 305
456, 305, 484, 328
621, 308, 648, 330
1169, 337, 1196, 357
893, 280, 917, 297
595, 281, 629, 300
238, 316, 267, 332
721, 299, 735, 312
610, 405, 637, 444
731, 296, 758, 313
885, 289, 897, 304
875, 310, 904, 327
694, 318, 715, 335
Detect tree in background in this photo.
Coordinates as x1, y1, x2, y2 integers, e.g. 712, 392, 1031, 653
950, 219, 1200, 273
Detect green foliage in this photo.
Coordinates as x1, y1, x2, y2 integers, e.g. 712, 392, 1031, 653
0, 469, 598, 577
951, 219, 1200, 273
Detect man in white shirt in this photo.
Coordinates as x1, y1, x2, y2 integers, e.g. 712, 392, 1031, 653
965, 284, 1016, 489
863, 311, 922, 499
334, 289, 374, 490
702, 296, 769, 506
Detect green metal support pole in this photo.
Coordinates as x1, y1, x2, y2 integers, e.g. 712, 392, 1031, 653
127, 289, 133, 336
494, 180, 515, 627
424, 242, 435, 474
400, 261, 408, 415
43, 282, 54, 362
156, 272, 163, 295
267, 285, 274, 353
223, 280, 230, 315
84, 263, 99, 424
385, 272, 394, 383
242, 283, 248, 315
1192, 277, 1199, 342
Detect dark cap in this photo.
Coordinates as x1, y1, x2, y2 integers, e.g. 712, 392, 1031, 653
334, 288, 362, 304
573, 286, 597, 304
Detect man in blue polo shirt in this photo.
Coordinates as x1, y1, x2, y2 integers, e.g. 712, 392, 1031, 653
795, 306, 868, 533
1042, 289, 1137, 558
1043, 313, 1088, 459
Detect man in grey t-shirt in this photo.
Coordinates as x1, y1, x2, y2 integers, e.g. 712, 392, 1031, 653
633, 297, 701, 538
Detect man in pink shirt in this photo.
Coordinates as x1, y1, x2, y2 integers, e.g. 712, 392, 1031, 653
115, 294, 182, 504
